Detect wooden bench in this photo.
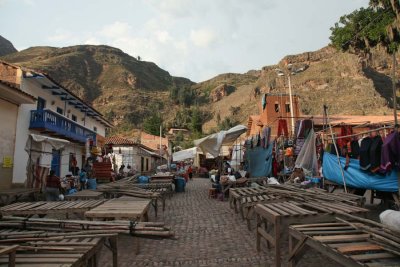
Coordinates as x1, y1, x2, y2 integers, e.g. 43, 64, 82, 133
0, 200, 106, 219
288, 220, 400, 267
255, 201, 369, 267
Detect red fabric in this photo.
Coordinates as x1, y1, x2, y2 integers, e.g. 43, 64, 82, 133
277, 119, 289, 137
46, 175, 61, 189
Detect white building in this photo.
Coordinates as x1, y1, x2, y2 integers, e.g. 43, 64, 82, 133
104, 136, 164, 173
0, 60, 113, 188
0, 80, 36, 189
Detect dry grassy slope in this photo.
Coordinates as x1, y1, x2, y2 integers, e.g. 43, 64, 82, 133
200, 46, 396, 132
2, 45, 194, 129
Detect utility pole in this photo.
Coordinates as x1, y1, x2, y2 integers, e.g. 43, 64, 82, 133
392, 52, 398, 126
287, 74, 295, 135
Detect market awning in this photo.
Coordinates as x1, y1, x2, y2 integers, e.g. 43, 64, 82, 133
173, 147, 198, 162
194, 125, 247, 158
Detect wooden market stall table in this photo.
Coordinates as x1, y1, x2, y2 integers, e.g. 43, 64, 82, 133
0, 200, 106, 218
85, 196, 151, 221
288, 220, 400, 267
0, 188, 39, 206
255, 200, 369, 267
229, 186, 267, 213
64, 190, 104, 200
150, 174, 174, 181
0, 228, 118, 267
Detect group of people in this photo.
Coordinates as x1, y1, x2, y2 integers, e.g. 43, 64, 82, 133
45, 167, 92, 201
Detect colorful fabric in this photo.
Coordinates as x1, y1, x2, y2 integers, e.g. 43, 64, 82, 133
323, 153, 398, 192
245, 144, 273, 177
46, 175, 61, 189
380, 131, 400, 173
277, 119, 289, 137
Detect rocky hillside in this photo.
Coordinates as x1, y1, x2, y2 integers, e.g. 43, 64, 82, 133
2, 45, 194, 131
0, 35, 17, 57
199, 46, 397, 132
1, 40, 397, 135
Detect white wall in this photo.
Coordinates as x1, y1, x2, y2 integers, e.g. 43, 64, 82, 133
0, 99, 18, 188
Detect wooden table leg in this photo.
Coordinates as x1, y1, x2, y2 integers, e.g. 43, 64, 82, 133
274, 216, 281, 267
256, 213, 261, 252
109, 235, 118, 267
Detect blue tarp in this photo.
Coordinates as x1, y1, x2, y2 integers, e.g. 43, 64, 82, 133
246, 144, 272, 177
323, 153, 398, 192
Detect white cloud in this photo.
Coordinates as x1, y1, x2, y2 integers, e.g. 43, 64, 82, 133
23, 0, 35, 6
100, 21, 132, 39
149, 0, 193, 18
84, 37, 101, 45
155, 30, 172, 43
190, 28, 216, 48
47, 30, 75, 43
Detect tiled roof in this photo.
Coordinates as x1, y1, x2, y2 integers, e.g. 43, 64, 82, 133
104, 136, 136, 145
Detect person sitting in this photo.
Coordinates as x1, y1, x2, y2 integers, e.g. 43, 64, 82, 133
45, 170, 61, 201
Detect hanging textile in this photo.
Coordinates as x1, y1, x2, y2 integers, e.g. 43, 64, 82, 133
296, 119, 313, 138
261, 127, 271, 148
277, 119, 289, 137
359, 137, 372, 170
369, 135, 383, 172
261, 94, 267, 110
295, 129, 318, 176
323, 153, 398, 192
380, 131, 400, 173
245, 144, 273, 177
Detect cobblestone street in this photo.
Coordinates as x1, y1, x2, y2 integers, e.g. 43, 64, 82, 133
99, 178, 337, 267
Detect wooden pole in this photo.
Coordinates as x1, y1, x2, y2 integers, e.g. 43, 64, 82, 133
324, 105, 347, 193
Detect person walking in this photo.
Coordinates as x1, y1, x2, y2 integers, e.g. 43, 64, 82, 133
45, 170, 61, 201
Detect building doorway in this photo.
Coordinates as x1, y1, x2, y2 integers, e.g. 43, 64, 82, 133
51, 149, 61, 176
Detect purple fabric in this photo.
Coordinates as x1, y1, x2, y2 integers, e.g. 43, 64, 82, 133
380, 132, 400, 173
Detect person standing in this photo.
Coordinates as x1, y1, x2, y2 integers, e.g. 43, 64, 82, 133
187, 165, 193, 180
45, 170, 61, 201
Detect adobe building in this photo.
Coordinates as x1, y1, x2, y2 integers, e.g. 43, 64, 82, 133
247, 93, 300, 138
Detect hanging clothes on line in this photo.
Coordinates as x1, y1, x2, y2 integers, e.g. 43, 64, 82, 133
380, 131, 400, 173
277, 119, 289, 137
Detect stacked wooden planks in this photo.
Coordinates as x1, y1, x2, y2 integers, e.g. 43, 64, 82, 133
0, 200, 106, 218
0, 216, 174, 238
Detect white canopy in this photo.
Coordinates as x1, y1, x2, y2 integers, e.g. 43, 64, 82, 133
173, 147, 198, 162
194, 125, 247, 158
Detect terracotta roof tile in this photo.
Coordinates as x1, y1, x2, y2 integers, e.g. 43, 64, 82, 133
104, 136, 136, 145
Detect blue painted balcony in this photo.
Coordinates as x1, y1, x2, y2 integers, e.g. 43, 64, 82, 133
29, 109, 97, 144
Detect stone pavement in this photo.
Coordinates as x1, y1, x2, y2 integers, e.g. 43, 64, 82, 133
98, 178, 338, 267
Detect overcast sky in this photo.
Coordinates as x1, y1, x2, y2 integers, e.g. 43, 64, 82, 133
0, 0, 368, 82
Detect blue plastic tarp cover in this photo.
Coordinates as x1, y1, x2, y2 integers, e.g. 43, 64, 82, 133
246, 144, 272, 177
323, 153, 398, 192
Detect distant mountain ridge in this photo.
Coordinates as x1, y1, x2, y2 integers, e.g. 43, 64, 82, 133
1, 37, 396, 135
0, 35, 17, 56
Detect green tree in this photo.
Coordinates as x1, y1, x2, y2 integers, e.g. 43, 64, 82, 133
330, 0, 399, 53
190, 106, 202, 133
143, 113, 163, 136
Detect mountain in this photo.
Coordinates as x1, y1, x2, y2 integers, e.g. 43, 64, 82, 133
0, 35, 17, 56
1, 45, 194, 132
1, 43, 397, 135
197, 46, 396, 132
